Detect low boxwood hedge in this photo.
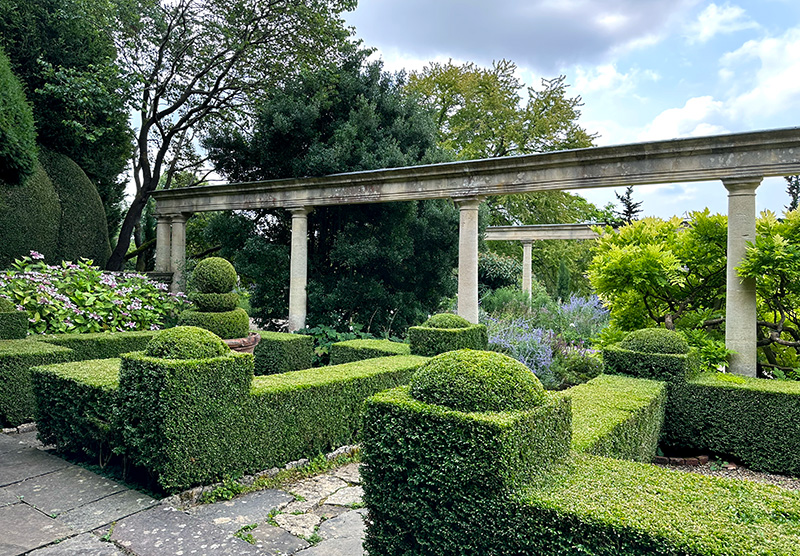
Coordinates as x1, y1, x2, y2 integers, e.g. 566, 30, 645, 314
408, 322, 488, 356
32, 358, 120, 459
0, 340, 73, 426
567, 374, 666, 462
603, 344, 700, 382
329, 339, 410, 365
0, 298, 26, 339
178, 308, 250, 340
663, 372, 800, 476
253, 331, 314, 375
39, 331, 157, 361
361, 386, 572, 556
513, 452, 800, 556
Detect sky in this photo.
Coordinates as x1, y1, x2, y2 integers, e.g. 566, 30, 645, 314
343, 0, 800, 219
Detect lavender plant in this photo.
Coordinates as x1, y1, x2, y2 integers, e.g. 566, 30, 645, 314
0, 252, 190, 334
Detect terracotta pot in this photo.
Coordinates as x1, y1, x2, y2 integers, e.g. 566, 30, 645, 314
224, 332, 261, 354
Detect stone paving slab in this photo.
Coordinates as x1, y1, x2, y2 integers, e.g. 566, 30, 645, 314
249, 524, 310, 555
10, 465, 126, 516
112, 505, 266, 556
330, 463, 362, 484
188, 489, 294, 533
273, 513, 321, 538
324, 485, 363, 507
27, 533, 127, 556
0, 503, 73, 556
0, 448, 70, 487
58, 488, 158, 533
311, 504, 349, 520
0, 487, 20, 507
284, 475, 347, 507
317, 508, 367, 541
296, 536, 364, 556
0, 434, 31, 454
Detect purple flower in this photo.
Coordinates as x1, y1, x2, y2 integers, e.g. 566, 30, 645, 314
124, 321, 136, 329
30, 251, 44, 260
150, 324, 161, 331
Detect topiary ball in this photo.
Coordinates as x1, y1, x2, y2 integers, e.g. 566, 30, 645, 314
410, 349, 546, 412
421, 313, 471, 329
145, 326, 230, 360
619, 328, 689, 355
192, 257, 238, 294
0, 297, 14, 312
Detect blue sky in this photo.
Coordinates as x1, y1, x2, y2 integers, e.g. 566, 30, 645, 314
344, 0, 800, 219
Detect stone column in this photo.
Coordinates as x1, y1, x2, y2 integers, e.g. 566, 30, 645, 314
169, 213, 189, 293
288, 206, 312, 332
521, 240, 533, 296
723, 177, 762, 377
154, 214, 172, 273
454, 197, 481, 323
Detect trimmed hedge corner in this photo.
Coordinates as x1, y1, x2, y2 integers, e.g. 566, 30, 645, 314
0, 340, 73, 426
664, 372, 800, 476
39, 330, 157, 361
567, 374, 666, 462
361, 386, 572, 556
33, 358, 120, 459
253, 331, 314, 375
603, 344, 699, 381
0, 298, 26, 339
408, 318, 488, 356
330, 339, 410, 365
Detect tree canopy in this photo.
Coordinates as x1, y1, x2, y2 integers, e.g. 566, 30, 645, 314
202, 52, 459, 334
0, 46, 36, 185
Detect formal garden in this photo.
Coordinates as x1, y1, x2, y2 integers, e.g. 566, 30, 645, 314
2, 0, 800, 553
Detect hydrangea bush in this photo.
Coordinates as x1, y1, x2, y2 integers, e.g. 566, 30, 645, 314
0, 252, 190, 334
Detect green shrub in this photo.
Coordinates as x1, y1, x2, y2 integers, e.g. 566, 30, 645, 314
478, 251, 522, 292
553, 350, 604, 387
32, 358, 120, 460
567, 374, 666, 462
192, 257, 237, 294
38, 148, 111, 267
39, 330, 157, 360
361, 386, 571, 555
253, 331, 314, 375
514, 452, 800, 556
408, 317, 488, 356
178, 308, 250, 340
420, 313, 471, 329
329, 339, 410, 365
190, 292, 239, 313
0, 163, 60, 268
0, 298, 26, 339
603, 344, 700, 382
619, 328, 689, 354
0, 47, 36, 185
663, 372, 800, 476
410, 349, 545, 412
0, 340, 73, 426
144, 326, 229, 360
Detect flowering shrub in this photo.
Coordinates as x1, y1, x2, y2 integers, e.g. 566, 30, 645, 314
0, 252, 190, 334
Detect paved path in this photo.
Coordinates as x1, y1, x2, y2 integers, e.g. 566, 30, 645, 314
0, 432, 367, 556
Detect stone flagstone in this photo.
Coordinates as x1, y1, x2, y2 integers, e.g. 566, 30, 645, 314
273, 512, 321, 539
330, 463, 361, 484
187, 488, 293, 533
324, 486, 363, 507
27, 533, 127, 556
0, 448, 70, 487
285, 475, 347, 507
317, 508, 367, 541
249, 524, 310, 555
295, 536, 365, 556
58, 488, 158, 533
0, 503, 73, 556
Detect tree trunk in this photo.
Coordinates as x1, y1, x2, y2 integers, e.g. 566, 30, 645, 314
106, 191, 150, 271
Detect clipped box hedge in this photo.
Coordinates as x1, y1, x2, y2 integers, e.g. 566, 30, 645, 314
567, 374, 666, 462
513, 452, 800, 555
329, 339, 410, 365
178, 307, 250, 340
253, 330, 314, 375
0, 311, 27, 339
0, 340, 73, 426
39, 331, 157, 361
361, 386, 571, 556
32, 358, 120, 459
663, 372, 800, 476
603, 344, 699, 382
408, 323, 488, 356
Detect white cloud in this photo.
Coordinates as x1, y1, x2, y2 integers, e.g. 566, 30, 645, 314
685, 3, 759, 44
572, 64, 659, 95
638, 96, 729, 141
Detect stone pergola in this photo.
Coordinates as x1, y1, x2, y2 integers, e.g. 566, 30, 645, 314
152, 128, 800, 376
485, 223, 601, 295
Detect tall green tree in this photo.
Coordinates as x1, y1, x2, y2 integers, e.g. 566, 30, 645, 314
0, 46, 36, 185
203, 53, 459, 334
406, 59, 602, 297
0, 0, 131, 235
615, 185, 643, 224
787, 176, 799, 212
103, 0, 355, 270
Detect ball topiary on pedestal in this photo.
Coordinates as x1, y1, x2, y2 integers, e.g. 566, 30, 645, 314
410, 349, 545, 412
179, 257, 250, 340
408, 313, 488, 356
603, 327, 698, 381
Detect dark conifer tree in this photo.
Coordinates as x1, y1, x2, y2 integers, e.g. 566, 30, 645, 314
615, 186, 643, 224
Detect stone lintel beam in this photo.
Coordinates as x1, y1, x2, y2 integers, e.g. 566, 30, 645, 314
287, 206, 312, 332
454, 197, 481, 324
153, 128, 800, 214
723, 176, 762, 377
486, 224, 601, 242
